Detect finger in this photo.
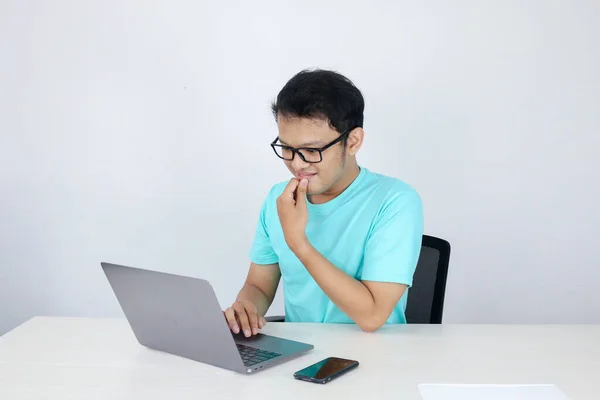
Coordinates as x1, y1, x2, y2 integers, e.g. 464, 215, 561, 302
244, 304, 260, 335
233, 304, 252, 337
295, 179, 308, 207
282, 178, 299, 199
224, 308, 239, 334
259, 316, 267, 329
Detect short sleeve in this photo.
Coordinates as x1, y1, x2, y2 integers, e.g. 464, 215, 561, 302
360, 189, 424, 286
248, 194, 279, 265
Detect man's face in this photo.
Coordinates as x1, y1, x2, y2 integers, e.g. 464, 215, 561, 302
276, 116, 347, 196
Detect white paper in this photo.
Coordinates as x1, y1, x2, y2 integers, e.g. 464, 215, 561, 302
418, 384, 571, 400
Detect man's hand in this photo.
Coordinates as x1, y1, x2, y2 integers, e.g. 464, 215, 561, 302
224, 300, 267, 337
276, 178, 309, 251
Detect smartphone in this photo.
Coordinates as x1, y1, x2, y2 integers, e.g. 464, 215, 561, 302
293, 357, 359, 384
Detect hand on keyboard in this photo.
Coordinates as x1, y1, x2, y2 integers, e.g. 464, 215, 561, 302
224, 300, 267, 337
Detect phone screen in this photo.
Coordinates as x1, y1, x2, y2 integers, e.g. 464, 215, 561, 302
294, 357, 358, 381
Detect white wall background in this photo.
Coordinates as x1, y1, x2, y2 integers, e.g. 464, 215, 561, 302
1, 0, 599, 335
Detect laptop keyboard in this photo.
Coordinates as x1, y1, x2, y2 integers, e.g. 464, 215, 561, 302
236, 343, 281, 367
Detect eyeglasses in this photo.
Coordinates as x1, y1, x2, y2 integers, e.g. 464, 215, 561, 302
270, 129, 352, 163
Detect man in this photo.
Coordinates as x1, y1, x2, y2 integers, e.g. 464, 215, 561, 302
224, 69, 423, 335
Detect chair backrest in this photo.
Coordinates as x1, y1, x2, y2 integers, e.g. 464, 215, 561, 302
404, 235, 451, 324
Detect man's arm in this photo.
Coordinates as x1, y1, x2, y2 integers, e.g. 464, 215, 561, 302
236, 262, 281, 316
224, 262, 281, 337
228, 181, 282, 337
277, 178, 423, 332
293, 243, 406, 332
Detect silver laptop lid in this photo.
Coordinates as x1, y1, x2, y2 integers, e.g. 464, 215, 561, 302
101, 262, 246, 373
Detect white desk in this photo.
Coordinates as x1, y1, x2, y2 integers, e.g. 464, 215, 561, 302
0, 317, 598, 399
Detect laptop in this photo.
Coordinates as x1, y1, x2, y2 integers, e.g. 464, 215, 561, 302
101, 262, 314, 374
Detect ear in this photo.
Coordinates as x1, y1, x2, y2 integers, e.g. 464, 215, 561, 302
346, 128, 364, 156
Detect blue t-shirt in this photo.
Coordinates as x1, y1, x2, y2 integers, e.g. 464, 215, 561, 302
249, 167, 424, 324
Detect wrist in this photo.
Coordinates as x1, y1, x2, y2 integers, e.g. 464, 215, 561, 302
287, 234, 311, 255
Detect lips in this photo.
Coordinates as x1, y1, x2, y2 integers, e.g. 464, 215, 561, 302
296, 173, 317, 180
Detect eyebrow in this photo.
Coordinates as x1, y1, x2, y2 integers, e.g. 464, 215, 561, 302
278, 139, 326, 147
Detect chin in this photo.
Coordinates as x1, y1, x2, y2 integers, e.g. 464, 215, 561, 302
306, 186, 319, 196
306, 185, 325, 196
302, 176, 328, 197
304, 180, 319, 195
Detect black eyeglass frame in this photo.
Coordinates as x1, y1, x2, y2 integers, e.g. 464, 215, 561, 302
270, 128, 354, 163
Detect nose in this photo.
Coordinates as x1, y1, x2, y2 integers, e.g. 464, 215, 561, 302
290, 152, 310, 171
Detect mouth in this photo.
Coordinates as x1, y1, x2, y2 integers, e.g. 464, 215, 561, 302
296, 173, 317, 181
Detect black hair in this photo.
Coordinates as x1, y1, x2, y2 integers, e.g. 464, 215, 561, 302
271, 69, 364, 138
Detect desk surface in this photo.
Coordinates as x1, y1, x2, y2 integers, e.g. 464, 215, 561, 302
0, 317, 598, 399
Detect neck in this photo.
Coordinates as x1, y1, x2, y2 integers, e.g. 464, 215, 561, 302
309, 159, 361, 204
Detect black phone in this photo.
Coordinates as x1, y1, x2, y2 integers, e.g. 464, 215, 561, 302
293, 357, 359, 384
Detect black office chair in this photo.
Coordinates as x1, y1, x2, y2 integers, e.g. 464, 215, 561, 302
405, 234, 451, 324
265, 234, 451, 324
